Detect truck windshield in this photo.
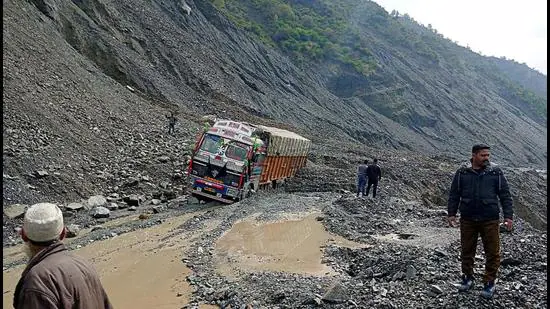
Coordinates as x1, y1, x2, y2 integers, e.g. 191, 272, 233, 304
199, 134, 250, 161
225, 142, 249, 161
200, 134, 222, 153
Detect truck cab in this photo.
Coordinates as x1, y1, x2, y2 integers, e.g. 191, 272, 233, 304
188, 120, 266, 203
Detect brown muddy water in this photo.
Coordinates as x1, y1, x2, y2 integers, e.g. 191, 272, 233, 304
3, 213, 217, 309
3, 211, 365, 308
214, 213, 368, 277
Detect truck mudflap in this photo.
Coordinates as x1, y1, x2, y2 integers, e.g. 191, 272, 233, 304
191, 189, 235, 204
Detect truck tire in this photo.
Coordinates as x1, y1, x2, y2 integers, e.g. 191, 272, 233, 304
245, 187, 253, 198
191, 192, 205, 201
237, 184, 254, 200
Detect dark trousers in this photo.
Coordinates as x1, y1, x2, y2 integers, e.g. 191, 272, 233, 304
460, 219, 500, 284
365, 180, 378, 198
357, 176, 367, 196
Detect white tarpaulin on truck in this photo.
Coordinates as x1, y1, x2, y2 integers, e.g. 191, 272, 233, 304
256, 125, 311, 157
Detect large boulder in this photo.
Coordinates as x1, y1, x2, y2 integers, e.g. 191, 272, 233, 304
4, 204, 28, 219
90, 206, 110, 219
87, 195, 107, 208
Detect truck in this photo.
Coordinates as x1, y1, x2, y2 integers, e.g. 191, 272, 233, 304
187, 119, 311, 203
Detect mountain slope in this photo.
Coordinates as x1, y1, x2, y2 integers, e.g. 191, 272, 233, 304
489, 56, 547, 98
2, 0, 547, 206
210, 0, 547, 165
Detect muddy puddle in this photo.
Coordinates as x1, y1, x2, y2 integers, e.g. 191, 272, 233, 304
3, 213, 217, 309
214, 213, 368, 277
4, 210, 367, 308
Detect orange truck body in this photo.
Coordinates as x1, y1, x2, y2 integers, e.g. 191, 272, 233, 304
255, 124, 310, 186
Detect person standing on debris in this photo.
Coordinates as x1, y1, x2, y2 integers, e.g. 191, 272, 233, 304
365, 158, 382, 198
13, 203, 113, 309
166, 111, 177, 135
447, 144, 513, 299
356, 159, 369, 197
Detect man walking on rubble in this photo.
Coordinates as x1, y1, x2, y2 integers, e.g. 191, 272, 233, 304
13, 203, 113, 309
447, 144, 513, 299
166, 111, 177, 135
356, 159, 369, 197
365, 158, 382, 198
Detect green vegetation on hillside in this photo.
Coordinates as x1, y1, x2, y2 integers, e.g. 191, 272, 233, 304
210, 0, 377, 76
503, 81, 547, 122
210, 0, 546, 126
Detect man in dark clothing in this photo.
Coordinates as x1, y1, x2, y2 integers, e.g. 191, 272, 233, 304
447, 144, 513, 299
365, 158, 382, 198
166, 111, 177, 135
14, 203, 112, 309
356, 159, 369, 197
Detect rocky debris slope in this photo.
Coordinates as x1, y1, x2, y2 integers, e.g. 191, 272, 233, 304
3, 0, 547, 172
2, 0, 546, 232
3, 127, 198, 241
503, 168, 548, 230
177, 190, 546, 309
2, 2, 547, 307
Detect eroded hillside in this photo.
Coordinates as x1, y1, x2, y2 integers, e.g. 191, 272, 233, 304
4, 0, 547, 188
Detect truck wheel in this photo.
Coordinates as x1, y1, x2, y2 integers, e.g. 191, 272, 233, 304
245, 187, 253, 198
191, 192, 204, 201
234, 193, 242, 202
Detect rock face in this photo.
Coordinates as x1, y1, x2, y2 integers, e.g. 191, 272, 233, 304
2, 0, 547, 209
2, 0, 546, 197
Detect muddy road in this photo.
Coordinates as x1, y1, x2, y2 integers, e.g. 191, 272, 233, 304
3, 193, 367, 308
4, 212, 207, 308
3, 188, 546, 308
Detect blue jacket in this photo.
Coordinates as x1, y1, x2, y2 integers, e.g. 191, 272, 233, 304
357, 164, 368, 179
447, 161, 513, 221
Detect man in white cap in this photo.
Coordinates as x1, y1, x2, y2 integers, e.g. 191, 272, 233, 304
13, 203, 112, 309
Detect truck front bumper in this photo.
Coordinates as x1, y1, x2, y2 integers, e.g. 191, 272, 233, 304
191, 189, 235, 204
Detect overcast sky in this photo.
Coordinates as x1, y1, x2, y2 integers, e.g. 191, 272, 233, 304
373, 0, 547, 75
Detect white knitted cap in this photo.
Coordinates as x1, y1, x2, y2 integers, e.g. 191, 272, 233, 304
23, 203, 64, 242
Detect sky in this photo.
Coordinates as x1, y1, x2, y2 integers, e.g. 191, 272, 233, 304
372, 0, 547, 75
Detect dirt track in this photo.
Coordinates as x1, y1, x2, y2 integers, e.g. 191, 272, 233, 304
6, 190, 547, 308
4, 211, 219, 308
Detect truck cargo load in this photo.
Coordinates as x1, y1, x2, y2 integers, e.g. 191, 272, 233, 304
187, 119, 311, 203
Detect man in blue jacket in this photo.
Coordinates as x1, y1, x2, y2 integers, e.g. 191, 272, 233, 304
447, 144, 513, 299
356, 159, 369, 197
